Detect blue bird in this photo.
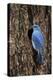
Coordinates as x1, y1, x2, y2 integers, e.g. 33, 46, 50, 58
28, 24, 45, 64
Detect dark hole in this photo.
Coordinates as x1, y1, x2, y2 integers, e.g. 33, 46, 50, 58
28, 28, 33, 40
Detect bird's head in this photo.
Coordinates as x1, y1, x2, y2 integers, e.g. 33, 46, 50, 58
33, 24, 41, 31
28, 24, 41, 40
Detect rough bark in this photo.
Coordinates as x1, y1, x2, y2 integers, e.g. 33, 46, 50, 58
8, 4, 51, 76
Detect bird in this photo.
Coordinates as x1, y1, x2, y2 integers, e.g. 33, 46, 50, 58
28, 24, 45, 64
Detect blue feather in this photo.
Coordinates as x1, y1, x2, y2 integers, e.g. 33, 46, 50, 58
32, 24, 45, 64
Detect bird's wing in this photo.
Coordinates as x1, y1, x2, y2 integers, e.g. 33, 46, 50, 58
35, 30, 45, 47
32, 32, 42, 50
32, 29, 45, 48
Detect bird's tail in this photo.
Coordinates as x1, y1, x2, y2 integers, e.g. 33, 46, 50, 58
36, 48, 45, 64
